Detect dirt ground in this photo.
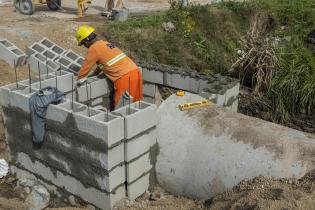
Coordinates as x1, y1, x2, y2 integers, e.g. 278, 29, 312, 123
1, 5, 315, 210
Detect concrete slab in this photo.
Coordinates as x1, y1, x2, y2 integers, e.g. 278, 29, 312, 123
156, 93, 315, 200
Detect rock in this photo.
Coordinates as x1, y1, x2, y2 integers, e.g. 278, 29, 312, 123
0, 159, 8, 178
19, 179, 36, 188
26, 184, 50, 210
162, 22, 176, 32
68, 195, 79, 206
5, 176, 16, 184
25, 187, 31, 194
86, 204, 96, 210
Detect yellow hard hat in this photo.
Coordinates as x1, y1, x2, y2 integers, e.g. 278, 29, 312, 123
76, 25, 95, 45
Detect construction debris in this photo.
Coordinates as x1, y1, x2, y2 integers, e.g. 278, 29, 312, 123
0, 159, 8, 178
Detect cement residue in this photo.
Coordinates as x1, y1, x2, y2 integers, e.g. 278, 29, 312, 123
2, 106, 120, 192
185, 106, 315, 159
148, 142, 160, 191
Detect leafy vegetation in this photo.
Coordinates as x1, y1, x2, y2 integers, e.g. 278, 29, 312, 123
103, 3, 247, 74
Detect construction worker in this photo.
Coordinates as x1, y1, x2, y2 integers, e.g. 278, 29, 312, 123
102, 0, 123, 17
75, 25, 143, 110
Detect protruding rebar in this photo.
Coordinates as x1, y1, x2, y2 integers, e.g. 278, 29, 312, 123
37, 61, 42, 89
71, 75, 74, 110
45, 54, 48, 79
13, 60, 19, 88
28, 64, 31, 93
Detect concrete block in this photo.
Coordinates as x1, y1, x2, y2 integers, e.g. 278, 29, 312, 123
28, 42, 46, 54
64, 49, 81, 62
143, 96, 155, 104
11, 153, 126, 209
112, 8, 129, 22
42, 49, 59, 61
39, 37, 55, 48
165, 72, 200, 93
143, 83, 156, 97
27, 52, 59, 74
56, 57, 72, 72
215, 93, 226, 107
9, 87, 37, 113
47, 101, 125, 148
127, 173, 150, 200
32, 71, 74, 93
91, 112, 125, 148
224, 82, 240, 106
126, 152, 152, 183
199, 78, 210, 92
142, 68, 164, 85
0, 39, 26, 67
77, 57, 84, 66
91, 97, 104, 106
125, 129, 157, 162
69, 62, 81, 73
113, 101, 157, 139
231, 98, 238, 112
76, 77, 112, 102
0, 83, 28, 107
39, 38, 66, 55
51, 45, 66, 55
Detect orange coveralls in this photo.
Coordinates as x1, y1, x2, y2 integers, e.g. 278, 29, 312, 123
77, 40, 143, 108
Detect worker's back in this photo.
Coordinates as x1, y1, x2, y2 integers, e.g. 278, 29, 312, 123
89, 40, 138, 81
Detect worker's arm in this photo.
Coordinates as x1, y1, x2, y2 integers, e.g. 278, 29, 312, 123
77, 47, 99, 84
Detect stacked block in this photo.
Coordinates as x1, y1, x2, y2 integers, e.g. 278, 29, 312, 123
140, 63, 240, 112
0, 38, 26, 68
0, 67, 159, 208
142, 82, 157, 104
26, 38, 85, 75
113, 101, 157, 200
0, 76, 129, 209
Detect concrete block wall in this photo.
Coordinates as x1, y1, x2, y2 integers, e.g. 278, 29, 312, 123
139, 62, 240, 112
0, 75, 131, 209
0, 72, 159, 208
0, 38, 26, 68
113, 101, 157, 200
142, 82, 157, 104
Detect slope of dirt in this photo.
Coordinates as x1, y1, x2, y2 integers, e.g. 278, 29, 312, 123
206, 170, 315, 210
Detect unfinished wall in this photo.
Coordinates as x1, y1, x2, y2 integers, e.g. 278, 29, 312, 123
0, 37, 240, 209
139, 62, 240, 112
0, 69, 158, 209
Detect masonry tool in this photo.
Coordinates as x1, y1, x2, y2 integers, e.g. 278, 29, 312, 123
176, 90, 185, 97
178, 100, 212, 111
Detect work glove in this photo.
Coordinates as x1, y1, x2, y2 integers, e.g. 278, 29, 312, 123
76, 77, 87, 87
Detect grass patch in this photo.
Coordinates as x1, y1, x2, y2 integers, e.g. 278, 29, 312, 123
102, 4, 247, 74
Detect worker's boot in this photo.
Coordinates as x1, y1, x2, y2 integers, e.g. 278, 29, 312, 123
115, 91, 133, 110
101, 10, 113, 18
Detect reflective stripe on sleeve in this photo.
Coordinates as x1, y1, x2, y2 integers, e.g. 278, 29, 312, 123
106, 53, 126, 66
